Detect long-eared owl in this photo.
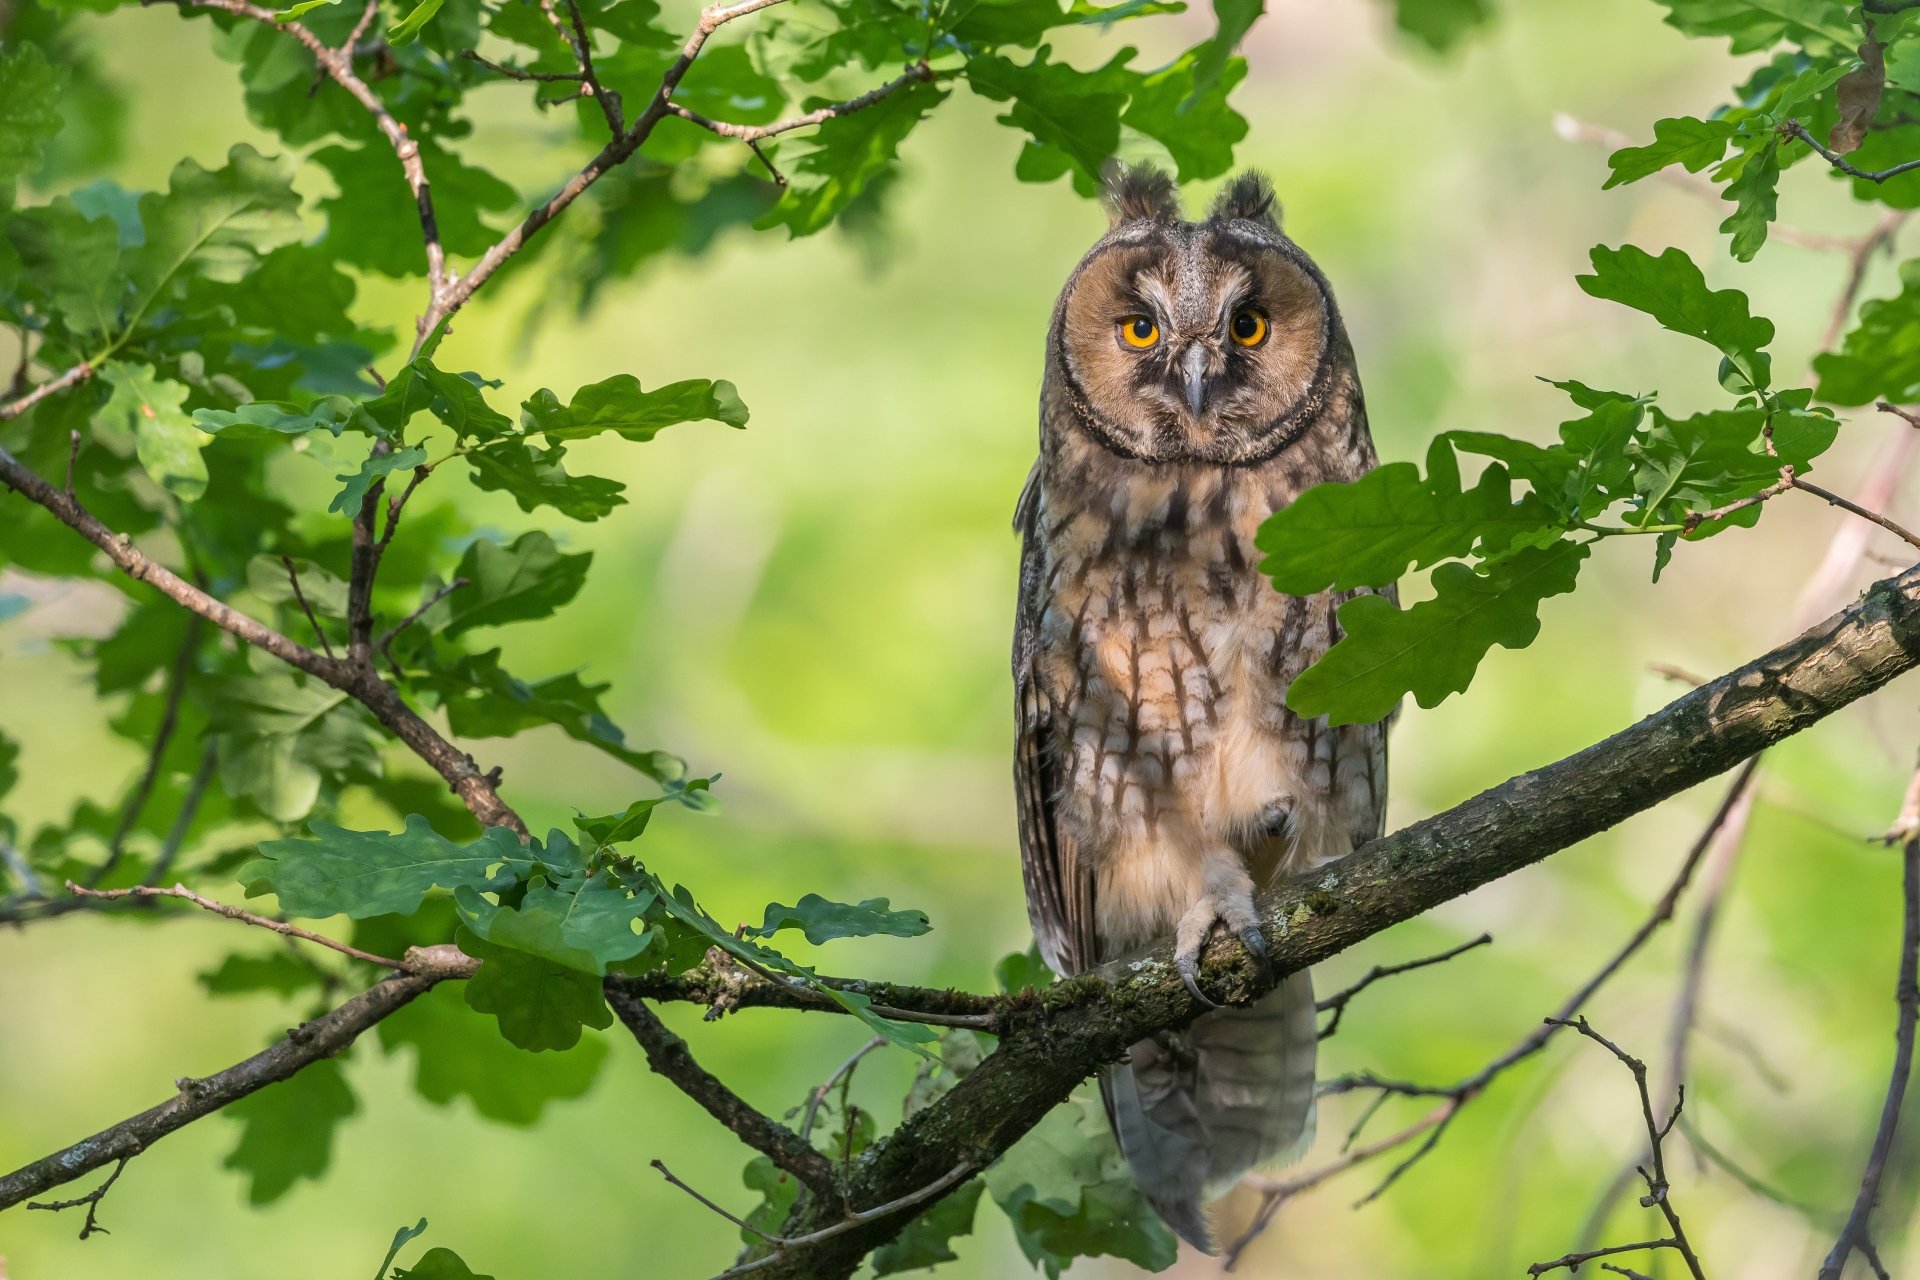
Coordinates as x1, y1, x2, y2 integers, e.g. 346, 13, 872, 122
1012, 165, 1391, 1251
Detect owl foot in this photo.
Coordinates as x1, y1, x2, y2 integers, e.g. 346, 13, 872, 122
1172, 863, 1264, 1009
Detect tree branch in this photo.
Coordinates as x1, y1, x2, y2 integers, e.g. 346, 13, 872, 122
1786, 118, 1920, 184
1314, 933, 1492, 1041
64, 881, 405, 969
0, 439, 527, 835
606, 984, 839, 1193
0, 944, 475, 1211
746, 561, 1920, 1278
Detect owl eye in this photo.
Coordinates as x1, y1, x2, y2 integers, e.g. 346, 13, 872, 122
1230, 308, 1268, 347
1118, 316, 1160, 349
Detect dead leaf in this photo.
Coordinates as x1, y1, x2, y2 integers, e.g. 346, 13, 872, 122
1832, 36, 1886, 156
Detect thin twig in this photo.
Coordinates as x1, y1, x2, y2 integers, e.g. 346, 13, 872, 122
606, 985, 838, 1192
1541, 1017, 1706, 1280
0, 362, 92, 421
1822, 210, 1907, 351
1530, 1243, 1681, 1278
26, 1155, 128, 1239
341, 0, 377, 53
63, 429, 80, 496
1818, 837, 1920, 1279
799, 1036, 887, 1142
711, 1163, 974, 1280
1792, 475, 1920, 550
459, 48, 585, 82
374, 577, 466, 652
652, 1159, 778, 1240
281, 555, 335, 659
560, 0, 622, 133
88, 617, 203, 886
1315, 934, 1491, 1041
0, 945, 474, 1211
65, 882, 405, 968
1786, 118, 1920, 184
664, 60, 932, 145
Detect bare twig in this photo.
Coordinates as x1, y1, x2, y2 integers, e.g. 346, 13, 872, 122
1315, 934, 1491, 1041
664, 60, 932, 145
1818, 836, 1920, 1279
1530, 1241, 1684, 1278
1786, 118, 1920, 184
374, 577, 466, 652
799, 1036, 887, 1142
88, 616, 203, 887
0, 362, 92, 421
0, 945, 475, 1211
341, 0, 377, 54
1540, 1017, 1706, 1280
711, 1163, 974, 1280
26, 1155, 128, 1239
458, 49, 585, 82
281, 555, 335, 659
606, 985, 838, 1192
1822, 210, 1907, 351
559, 0, 622, 133
65, 881, 405, 969
1792, 475, 1920, 550
652, 1159, 777, 1240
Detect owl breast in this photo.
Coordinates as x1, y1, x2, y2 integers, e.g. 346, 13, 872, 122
1030, 445, 1382, 958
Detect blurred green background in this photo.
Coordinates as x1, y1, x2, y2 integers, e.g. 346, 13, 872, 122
7, 1, 1920, 1276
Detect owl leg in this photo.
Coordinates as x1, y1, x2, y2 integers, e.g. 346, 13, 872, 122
1172, 851, 1271, 1008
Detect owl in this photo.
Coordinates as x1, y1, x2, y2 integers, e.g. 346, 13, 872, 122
1012, 165, 1391, 1251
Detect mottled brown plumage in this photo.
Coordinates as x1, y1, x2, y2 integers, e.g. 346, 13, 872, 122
1013, 166, 1391, 1250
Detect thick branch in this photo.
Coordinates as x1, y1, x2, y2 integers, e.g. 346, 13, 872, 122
751, 562, 1920, 1278
0, 945, 475, 1211
606, 985, 838, 1193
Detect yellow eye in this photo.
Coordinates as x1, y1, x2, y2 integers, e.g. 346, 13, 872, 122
1230, 308, 1268, 347
1119, 316, 1160, 349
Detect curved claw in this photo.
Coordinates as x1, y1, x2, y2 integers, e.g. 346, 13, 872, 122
1177, 951, 1223, 1010
1239, 925, 1276, 985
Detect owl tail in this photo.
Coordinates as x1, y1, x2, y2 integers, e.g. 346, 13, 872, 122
1101, 969, 1317, 1253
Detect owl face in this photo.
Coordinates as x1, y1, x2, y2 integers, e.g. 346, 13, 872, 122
1046, 169, 1342, 467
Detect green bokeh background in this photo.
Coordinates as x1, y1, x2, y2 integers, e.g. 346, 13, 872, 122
6, 2, 1920, 1276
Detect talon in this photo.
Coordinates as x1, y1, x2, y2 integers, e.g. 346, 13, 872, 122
1239, 926, 1276, 984
1178, 951, 1222, 1009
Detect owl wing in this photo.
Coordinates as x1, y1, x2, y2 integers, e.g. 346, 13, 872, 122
1013, 465, 1096, 977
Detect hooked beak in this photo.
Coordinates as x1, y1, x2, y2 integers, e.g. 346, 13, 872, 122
1180, 344, 1209, 416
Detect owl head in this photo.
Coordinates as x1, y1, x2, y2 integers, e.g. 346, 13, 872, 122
1044, 165, 1347, 467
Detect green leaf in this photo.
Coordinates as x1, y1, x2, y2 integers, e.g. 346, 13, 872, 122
460, 926, 614, 1051
5, 196, 126, 337
1386, 0, 1492, 52
331, 443, 428, 516
376, 1220, 430, 1280
1816, 259, 1920, 404
455, 871, 656, 975
195, 398, 358, 439
1576, 244, 1774, 392
1287, 541, 1590, 725
205, 667, 383, 823
314, 142, 517, 276
738, 1156, 801, 1256
759, 82, 947, 237
745, 893, 932, 944
520, 374, 749, 439
441, 532, 591, 637
387, 0, 446, 44
417, 647, 682, 780
198, 949, 328, 998
1719, 136, 1780, 262
246, 815, 534, 919
966, 48, 1129, 192
0, 43, 69, 197
1184, 0, 1259, 99
1604, 116, 1735, 188
1122, 54, 1248, 183
997, 943, 1052, 993
378, 981, 609, 1125
274, 0, 339, 17
1256, 439, 1559, 594
1650, 0, 1856, 53
124, 144, 302, 333
872, 1181, 986, 1275
393, 1247, 495, 1280
98, 363, 207, 501
222, 1057, 358, 1205
986, 1092, 1176, 1276
466, 438, 626, 522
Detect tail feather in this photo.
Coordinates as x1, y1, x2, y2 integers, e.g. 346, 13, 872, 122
1103, 970, 1317, 1252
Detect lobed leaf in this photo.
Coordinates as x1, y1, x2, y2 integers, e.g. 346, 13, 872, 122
1576, 244, 1774, 392
746, 893, 932, 944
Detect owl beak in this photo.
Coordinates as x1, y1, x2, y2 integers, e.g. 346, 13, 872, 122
1180, 344, 1209, 416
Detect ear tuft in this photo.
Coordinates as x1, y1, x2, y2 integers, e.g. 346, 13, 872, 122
1208, 171, 1280, 229
1101, 163, 1182, 226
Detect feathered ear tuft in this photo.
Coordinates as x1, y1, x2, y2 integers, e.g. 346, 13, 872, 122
1101, 163, 1182, 226
1208, 171, 1280, 229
